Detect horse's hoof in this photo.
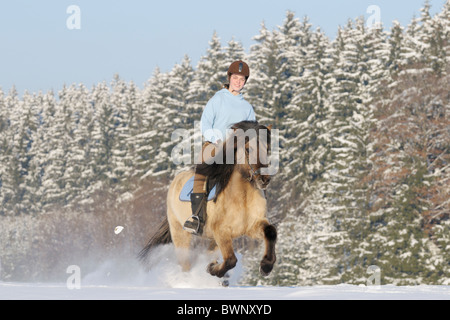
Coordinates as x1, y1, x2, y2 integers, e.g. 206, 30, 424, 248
259, 264, 273, 277
207, 262, 216, 275
221, 279, 230, 287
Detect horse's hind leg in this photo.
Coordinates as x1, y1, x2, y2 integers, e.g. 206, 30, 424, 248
207, 230, 237, 278
168, 209, 192, 272
172, 231, 192, 272
260, 222, 277, 276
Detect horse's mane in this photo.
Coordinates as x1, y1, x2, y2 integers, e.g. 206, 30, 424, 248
195, 120, 271, 202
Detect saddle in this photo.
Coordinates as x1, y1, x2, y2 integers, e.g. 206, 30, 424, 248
179, 176, 217, 202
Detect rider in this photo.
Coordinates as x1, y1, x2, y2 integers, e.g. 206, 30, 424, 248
183, 60, 256, 235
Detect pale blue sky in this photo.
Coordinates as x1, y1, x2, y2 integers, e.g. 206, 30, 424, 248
0, 0, 446, 95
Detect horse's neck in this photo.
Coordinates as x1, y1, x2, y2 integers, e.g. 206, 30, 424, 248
225, 170, 258, 198
221, 170, 267, 218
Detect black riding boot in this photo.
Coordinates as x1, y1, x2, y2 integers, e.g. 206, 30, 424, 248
183, 193, 207, 235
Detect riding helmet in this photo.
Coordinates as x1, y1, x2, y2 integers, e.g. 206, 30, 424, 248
227, 61, 250, 81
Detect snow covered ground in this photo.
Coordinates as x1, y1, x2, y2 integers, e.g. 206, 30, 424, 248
1, 245, 448, 300
1, 282, 449, 300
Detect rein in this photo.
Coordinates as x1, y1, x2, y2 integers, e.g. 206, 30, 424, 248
244, 147, 268, 199
244, 148, 262, 182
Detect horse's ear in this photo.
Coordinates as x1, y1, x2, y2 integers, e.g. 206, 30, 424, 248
266, 124, 272, 131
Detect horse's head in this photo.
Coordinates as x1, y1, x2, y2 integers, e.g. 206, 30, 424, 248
228, 121, 273, 191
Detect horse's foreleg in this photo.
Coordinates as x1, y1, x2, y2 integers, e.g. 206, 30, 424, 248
207, 239, 218, 253
260, 222, 277, 277
207, 232, 237, 278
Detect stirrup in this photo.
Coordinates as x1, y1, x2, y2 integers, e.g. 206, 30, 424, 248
183, 215, 200, 234
183, 215, 201, 234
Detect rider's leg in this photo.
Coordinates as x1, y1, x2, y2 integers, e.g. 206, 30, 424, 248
183, 142, 212, 235
183, 171, 207, 235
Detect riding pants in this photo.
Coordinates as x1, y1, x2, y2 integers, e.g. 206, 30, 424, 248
193, 141, 218, 194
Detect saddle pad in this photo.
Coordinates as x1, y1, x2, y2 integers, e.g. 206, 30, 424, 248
179, 176, 216, 202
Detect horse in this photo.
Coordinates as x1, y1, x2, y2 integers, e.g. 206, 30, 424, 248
138, 120, 277, 279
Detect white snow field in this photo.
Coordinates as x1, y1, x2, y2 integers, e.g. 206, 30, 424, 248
0, 246, 449, 300
1, 282, 449, 300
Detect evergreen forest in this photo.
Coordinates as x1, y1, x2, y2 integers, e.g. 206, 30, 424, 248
1, 2, 449, 285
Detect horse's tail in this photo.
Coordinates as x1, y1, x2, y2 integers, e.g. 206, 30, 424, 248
138, 217, 172, 261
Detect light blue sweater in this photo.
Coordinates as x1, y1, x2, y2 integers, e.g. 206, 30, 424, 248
201, 89, 256, 143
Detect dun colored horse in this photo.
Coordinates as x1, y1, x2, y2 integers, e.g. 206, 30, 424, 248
139, 121, 277, 279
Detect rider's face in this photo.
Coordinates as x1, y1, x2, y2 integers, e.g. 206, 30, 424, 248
229, 74, 246, 95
